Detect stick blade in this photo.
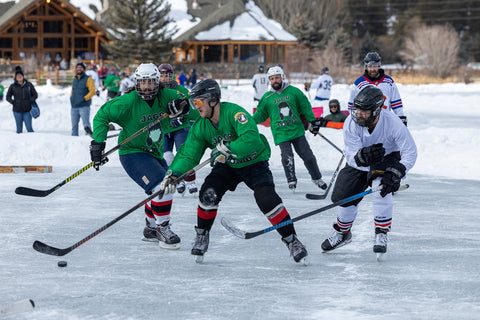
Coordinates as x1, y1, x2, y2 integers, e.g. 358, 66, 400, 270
0, 299, 35, 316
220, 218, 247, 239
33, 240, 69, 256
15, 186, 51, 197
305, 193, 328, 200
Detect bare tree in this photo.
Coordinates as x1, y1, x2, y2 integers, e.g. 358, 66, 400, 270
400, 23, 459, 78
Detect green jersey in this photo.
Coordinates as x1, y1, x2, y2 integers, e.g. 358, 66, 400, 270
0, 85, 4, 95
253, 84, 315, 145
168, 84, 198, 132
169, 102, 271, 175
92, 88, 195, 160
104, 75, 121, 93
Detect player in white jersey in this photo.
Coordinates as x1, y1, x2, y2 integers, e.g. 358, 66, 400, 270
321, 86, 417, 258
348, 52, 408, 126
252, 65, 270, 101
309, 67, 333, 108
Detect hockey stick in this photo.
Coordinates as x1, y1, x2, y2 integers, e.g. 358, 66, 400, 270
85, 126, 120, 139
306, 154, 344, 200
222, 184, 409, 239
15, 115, 168, 197
0, 299, 35, 316
317, 132, 343, 154
32, 158, 210, 256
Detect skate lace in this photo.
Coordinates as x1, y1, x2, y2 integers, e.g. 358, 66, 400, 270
327, 230, 344, 246
375, 233, 388, 246
288, 238, 305, 257
193, 233, 208, 250
159, 223, 176, 240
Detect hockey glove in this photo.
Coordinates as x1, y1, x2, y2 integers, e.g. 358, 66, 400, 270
170, 116, 185, 128
304, 82, 311, 92
159, 170, 178, 195
309, 117, 329, 135
166, 98, 189, 117
89, 140, 108, 170
380, 163, 406, 197
354, 143, 385, 167
210, 140, 235, 166
399, 116, 408, 127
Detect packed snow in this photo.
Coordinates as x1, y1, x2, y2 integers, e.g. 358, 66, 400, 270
0, 79, 479, 320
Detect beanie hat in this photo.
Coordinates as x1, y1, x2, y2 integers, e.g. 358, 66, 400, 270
14, 66, 24, 77
76, 62, 86, 70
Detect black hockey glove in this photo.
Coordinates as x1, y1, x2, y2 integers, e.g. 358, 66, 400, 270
90, 140, 108, 170
354, 143, 385, 167
166, 98, 189, 117
309, 117, 328, 135
170, 116, 185, 128
210, 141, 236, 167
399, 116, 407, 127
380, 163, 406, 197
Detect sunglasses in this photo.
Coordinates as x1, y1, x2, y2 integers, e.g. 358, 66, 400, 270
329, 104, 339, 108
192, 98, 211, 108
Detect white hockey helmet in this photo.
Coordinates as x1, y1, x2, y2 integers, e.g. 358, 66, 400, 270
267, 65, 285, 79
134, 63, 160, 100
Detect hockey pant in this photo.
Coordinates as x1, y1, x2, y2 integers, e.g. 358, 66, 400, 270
278, 135, 321, 183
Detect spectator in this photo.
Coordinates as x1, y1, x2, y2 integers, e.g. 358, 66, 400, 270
6, 66, 37, 133
70, 62, 96, 136
199, 72, 205, 81
252, 64, 269, 101
187, 68, 197, 88
103, 68, 121, 100
314, 99, 348, 130
86, 64, 101, 95
60, 58, 68, 70
253, 65, 327, 191
178, 70, 187, 86
119, 72, 135, 95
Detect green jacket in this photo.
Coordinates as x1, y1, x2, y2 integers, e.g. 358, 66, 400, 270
253, 84, 315, 145
92, 88, 198, 160
104, 75, 121, 92
169, 102, 271, 175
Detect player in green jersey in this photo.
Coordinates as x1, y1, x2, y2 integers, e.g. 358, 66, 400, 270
158, 79, 308, 265
90, 63, 197, 250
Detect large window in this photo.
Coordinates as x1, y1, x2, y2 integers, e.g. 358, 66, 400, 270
44, 38, 63, 48
44, 21, 63, 33
0, 38, 13, 48
23, 38, 38, 48
23, 20, 38, 33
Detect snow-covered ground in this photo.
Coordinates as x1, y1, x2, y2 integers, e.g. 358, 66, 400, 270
0, 81, 479, 319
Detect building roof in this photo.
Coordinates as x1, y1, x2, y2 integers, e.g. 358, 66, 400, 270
175, 0, 296, 43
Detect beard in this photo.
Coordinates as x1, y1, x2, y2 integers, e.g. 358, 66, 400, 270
272, 82, 282, 90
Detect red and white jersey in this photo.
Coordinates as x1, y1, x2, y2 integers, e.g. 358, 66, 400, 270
343, 110, 417, 173
348, 74, 404, 117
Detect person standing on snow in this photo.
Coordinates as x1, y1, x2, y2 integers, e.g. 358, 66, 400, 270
70, 62, 96, 136
313, 99, 348, 130
158, 63, 199, 195
89, 63, 196, 250
348, 51, 407, 126
252, 64, 269, 102
253, 65, 327, 191
321, 86, 417, 258
158, 79, 309, 265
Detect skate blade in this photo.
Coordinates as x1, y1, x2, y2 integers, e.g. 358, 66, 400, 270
298, 257, 309, 266
158, 242, 181, 250
376, 252, 385, 261
194, 255, 204, 263
141, 237, 158, 242
322, 238, 353, 252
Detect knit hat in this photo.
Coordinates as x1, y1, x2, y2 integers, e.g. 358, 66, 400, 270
76, 62, 86, 70
14, 66, 24, 77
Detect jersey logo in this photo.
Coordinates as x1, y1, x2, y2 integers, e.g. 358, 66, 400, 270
234, 112, 248, 124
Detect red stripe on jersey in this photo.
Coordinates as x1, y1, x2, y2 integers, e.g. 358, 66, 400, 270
268, 207, 289, 225
151, 199, 173, 217
198, 206, 217, 220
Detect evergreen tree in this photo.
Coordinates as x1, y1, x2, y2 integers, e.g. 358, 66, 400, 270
103, 0, 177, 65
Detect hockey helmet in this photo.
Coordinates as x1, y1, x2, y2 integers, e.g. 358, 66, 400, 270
364, 52, 381, 68
352, 86, 384, 127
134, 63, 160, 100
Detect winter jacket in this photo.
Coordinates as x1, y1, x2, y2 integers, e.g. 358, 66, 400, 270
6, 80, 37, 113
70, 72, 96, 108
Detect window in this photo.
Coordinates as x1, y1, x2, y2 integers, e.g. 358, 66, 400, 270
0, 38, 13, 48
44, 38, 63, 48
44, 21, 63, 33
23, 38, 38, 48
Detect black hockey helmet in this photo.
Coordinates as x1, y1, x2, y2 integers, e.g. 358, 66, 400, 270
352, 86, 384, 127
258, 65, 265, 73
321, 67, 329, 74
364, 51, 381, 68
190, 79, 221, 102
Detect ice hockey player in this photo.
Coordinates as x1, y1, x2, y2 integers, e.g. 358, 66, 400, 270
321, 86, 417, 259
348, 51, 407, 126
158, 63, 199, 195
252, 64, 269, 101
253, 65, 327, 191
90, 63, 196, 250
309, 66, 333, 108
159, 78, 309, 265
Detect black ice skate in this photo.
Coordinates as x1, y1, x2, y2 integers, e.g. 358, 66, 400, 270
288, 181, 297, 192
177, 181, 186, 194
191, 227, 210, 263
142, 226, 158, 242
282, 234, 308, 265
321, 224, 352, 251
156, 220, 181, 250
312, 178, 327, 190
373, 228, 388, 261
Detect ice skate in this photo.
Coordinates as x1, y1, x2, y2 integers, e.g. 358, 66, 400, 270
321, 224, 352, 251
191, 227, 209, 263
288, 181, 297, 192
156, 220, 181, 250
142, 225, 158, 242
282, 234, 308, 265
177, 181, 186, 195
187, 181, 198, 195
312, 178, 327, 190
374, 228, 388, 261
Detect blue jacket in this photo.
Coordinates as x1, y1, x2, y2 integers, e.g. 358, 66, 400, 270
70, 73, 95, 108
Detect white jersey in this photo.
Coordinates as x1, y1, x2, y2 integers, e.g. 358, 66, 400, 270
343, 110, 417, 173
310, 74, 333, 100
252, 73, 270, 101
348, 73, 405, 117
85, 70, 100, 90
119, 77, 135, 95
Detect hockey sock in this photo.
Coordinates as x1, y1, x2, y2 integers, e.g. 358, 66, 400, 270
151, 194, 173, 225
197, 203, 217, 231
144, 203, 156, 228
265, 204, 296, 238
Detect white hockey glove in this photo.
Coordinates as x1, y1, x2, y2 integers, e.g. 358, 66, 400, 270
210, 140, 236, 166
159, 170, 178, 195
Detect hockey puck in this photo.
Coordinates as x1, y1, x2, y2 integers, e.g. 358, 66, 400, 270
57, 261, 67, 267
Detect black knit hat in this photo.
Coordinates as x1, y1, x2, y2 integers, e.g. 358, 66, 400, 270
14, 66, 24, 77
76, 62, 86, 70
